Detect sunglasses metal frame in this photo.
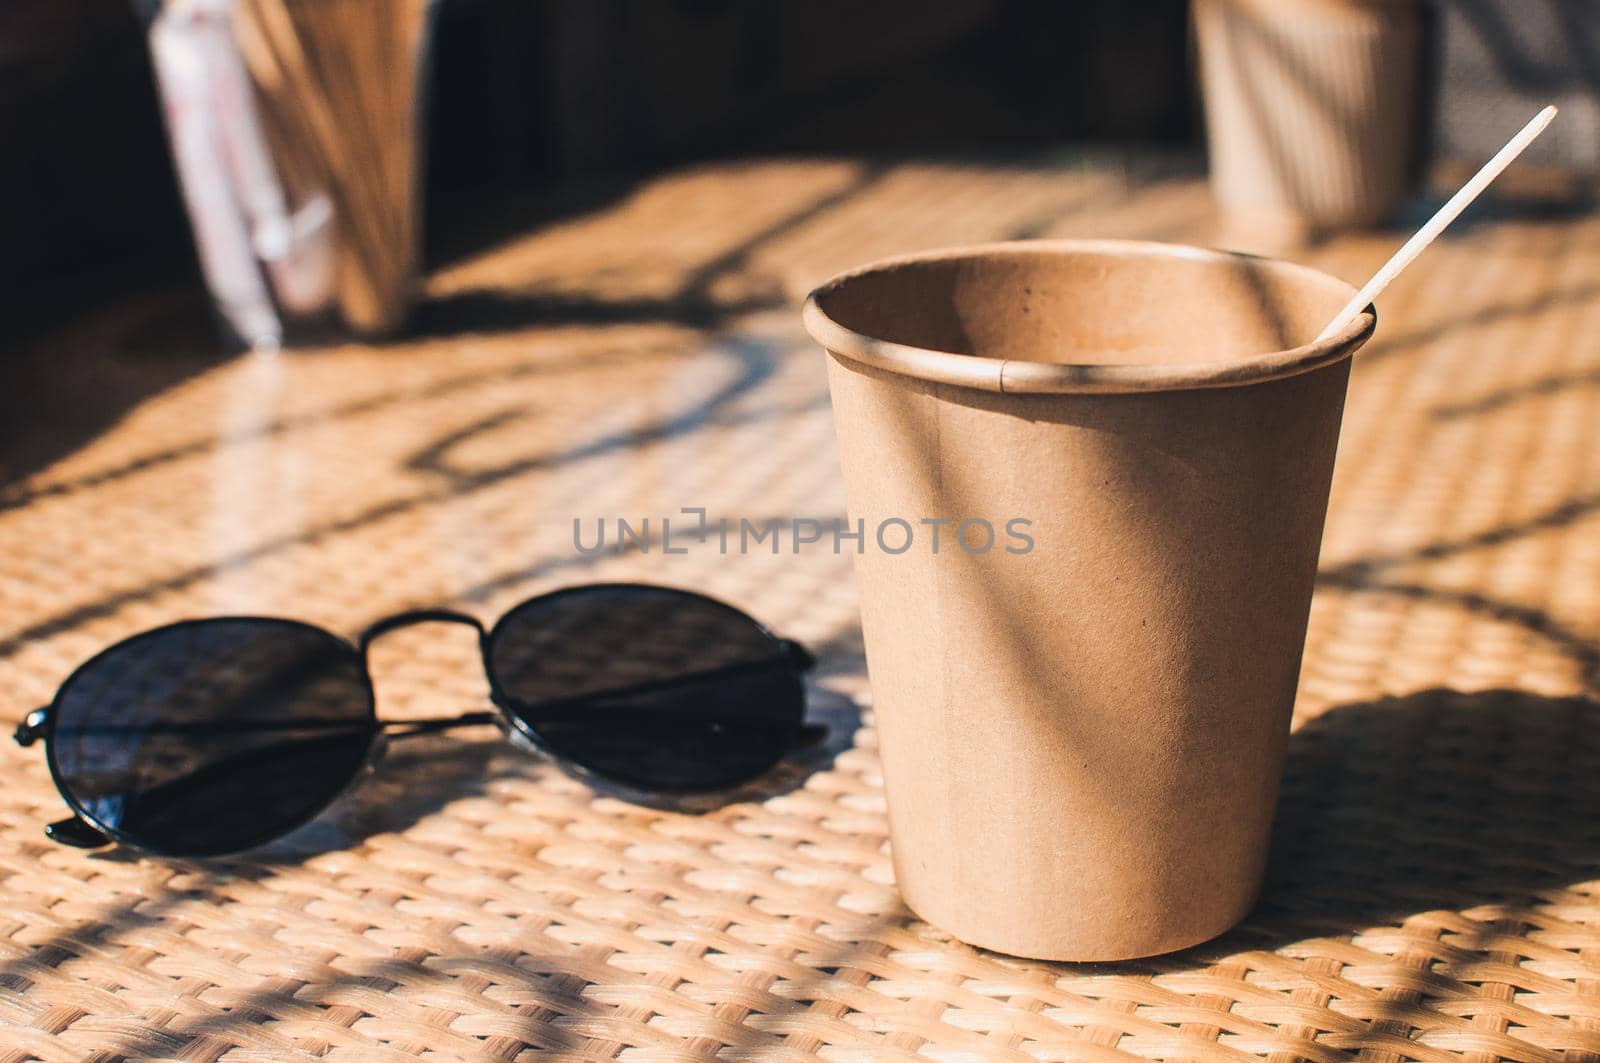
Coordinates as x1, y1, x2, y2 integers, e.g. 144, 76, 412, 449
14, 582, 817, 857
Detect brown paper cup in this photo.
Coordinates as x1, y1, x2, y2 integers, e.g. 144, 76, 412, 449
803, 240, 1375, 961
1195, 0, 1422, 230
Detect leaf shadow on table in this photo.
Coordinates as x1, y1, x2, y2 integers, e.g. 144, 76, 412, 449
0, 322, 793, 660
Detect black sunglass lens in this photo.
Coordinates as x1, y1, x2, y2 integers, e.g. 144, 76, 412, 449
485, 586, 806, 792
49, 619, 375, 855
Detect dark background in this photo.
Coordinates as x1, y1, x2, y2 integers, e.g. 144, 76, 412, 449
0, 0, 1193, 343
5, 0, 1598, 347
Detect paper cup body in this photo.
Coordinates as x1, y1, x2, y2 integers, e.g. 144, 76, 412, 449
805, 240, 1373, 960
1195, 0, 1422, 229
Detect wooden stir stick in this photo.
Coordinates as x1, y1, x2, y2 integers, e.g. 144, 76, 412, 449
1315, 105, 1559, 343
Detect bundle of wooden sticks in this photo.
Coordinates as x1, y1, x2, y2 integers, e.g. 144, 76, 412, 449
235, 0, 434, 336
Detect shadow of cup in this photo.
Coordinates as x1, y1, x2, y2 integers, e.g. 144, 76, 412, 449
1260, 688, 1600, 935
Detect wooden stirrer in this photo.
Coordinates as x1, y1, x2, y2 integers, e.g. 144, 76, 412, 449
1316, 105, 1559, 343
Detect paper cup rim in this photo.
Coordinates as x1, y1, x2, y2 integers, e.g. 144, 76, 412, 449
802, 238, 1376, 394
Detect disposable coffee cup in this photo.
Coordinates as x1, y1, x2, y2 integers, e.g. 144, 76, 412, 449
1195, 0, 1422, 230
804, 240, 1374, 961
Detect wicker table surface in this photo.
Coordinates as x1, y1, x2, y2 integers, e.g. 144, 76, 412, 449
3, 156, 1599, 1062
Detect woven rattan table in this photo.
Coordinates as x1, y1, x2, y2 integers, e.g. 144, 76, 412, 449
3, 156, 1600, 1061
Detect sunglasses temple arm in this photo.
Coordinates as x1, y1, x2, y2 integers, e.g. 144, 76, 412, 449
45, 816, 111, 848
384, 710, 500, 739
32, 713, 500, 743
777, 641, 823, 749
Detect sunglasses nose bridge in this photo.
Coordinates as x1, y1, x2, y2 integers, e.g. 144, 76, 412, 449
358, 609, 486, 657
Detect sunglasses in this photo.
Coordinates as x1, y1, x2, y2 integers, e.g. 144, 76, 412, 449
14, 583, 819, 857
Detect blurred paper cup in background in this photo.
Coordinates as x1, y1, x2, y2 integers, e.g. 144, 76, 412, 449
1195, 0, 1422, 231
804, 240, 1375, 961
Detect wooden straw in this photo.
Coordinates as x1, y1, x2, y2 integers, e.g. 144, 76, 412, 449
1315, 105, 1558, 342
